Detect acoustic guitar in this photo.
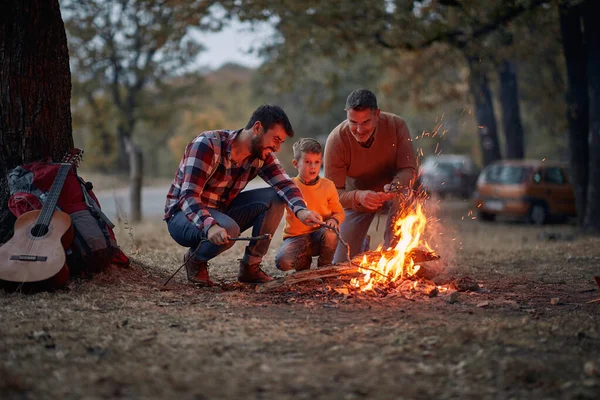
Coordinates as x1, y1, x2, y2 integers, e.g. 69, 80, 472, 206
0, 149, 83, 288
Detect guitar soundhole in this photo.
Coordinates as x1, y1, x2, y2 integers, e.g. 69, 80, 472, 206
31, 224, 49, 237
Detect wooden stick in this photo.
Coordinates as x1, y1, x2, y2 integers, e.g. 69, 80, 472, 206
257, 264, 361, 292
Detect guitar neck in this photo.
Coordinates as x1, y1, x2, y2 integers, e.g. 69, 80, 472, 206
37, 163, 72, 227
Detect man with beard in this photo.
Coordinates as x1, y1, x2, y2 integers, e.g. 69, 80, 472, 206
165, 105, 323, 285
324, 89, 417, 263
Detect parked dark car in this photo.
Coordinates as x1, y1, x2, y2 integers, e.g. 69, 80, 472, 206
473, 160, 576, 224
418, 155, 479, 199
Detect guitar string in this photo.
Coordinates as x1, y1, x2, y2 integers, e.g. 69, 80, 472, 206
27, 165, 66, 256
27, 159, 75, 258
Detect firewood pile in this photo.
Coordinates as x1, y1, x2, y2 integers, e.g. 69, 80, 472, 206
256, 246, 475, 300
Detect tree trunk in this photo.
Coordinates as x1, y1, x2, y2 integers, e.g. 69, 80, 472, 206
117, 127, 130, 172
582, 0, 600, 233
558, 1, 589, 227
467, 57, 502, 166
497, 60, 525, 159
0, 0, 73, 243
125, 139, 143, 223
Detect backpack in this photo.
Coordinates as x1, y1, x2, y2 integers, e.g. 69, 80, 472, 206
7, 158, 129, 277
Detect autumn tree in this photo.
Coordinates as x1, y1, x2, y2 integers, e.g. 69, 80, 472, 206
0, 0, 74, 243
223, 0, 557, 166
62, 0, 220, 172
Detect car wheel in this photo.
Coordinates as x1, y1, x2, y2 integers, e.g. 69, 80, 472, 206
478, 211, 496, 222
528, 202, 548, 225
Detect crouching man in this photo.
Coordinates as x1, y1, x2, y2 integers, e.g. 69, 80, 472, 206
164, 105, 322, 286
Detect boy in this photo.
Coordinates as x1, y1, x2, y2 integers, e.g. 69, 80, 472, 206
276, 138, 345, 271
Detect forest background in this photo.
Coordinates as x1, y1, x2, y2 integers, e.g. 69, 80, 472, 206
64, 0, 568, 180
2, 0, 599, 238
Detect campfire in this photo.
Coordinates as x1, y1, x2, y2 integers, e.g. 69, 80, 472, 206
259, 195, 451, 297
351, 201, 436, 292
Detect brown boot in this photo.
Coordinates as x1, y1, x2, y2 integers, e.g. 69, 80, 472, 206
237, 260, 274, 284
183, 250, 213, 286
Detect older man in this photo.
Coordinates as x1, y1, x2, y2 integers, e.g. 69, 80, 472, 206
324, 89, 416, 263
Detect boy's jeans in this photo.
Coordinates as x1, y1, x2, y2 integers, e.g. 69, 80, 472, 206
275, 226, 338, 271
332, 198, 400, 264
167, 188, 284, 265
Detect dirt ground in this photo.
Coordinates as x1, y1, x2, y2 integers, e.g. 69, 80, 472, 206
1, 199, 599, 400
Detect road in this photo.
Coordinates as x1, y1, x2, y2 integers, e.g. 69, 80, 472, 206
95, 177, 269, 223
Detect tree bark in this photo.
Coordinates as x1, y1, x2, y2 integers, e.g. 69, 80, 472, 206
498, 60, 525, 159
125, 139, 143, 223
467, 56, 502, 166
558, 1, 589, 227
0, 0, 73, 243
117, 127, 131, 172
582, 0, 600, 233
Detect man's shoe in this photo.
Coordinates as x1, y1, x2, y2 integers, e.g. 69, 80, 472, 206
183, 250, 214, 286
237, 260, 274, 284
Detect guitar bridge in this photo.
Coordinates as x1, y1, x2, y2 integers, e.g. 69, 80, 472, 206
10, 255, 48, 262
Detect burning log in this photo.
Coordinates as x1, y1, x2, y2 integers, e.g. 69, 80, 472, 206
257, 265, 361, 292
352, 248, 439, 265
258, 247, 443, 293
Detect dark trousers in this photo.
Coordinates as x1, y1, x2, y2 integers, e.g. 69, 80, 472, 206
167, 188, 284, 265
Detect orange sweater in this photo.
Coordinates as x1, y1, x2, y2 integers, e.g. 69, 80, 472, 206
283, 176, 345, 239
324, 112, 416, 211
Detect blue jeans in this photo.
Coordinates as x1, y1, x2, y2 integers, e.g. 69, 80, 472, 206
275, 227, 338, 271
332, 198, 400, 264
166, 188, 284, 265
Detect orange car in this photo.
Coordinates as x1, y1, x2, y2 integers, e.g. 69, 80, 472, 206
473, 160, 576, 224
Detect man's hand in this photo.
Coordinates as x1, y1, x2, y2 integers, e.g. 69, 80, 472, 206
356, 190, 385, 211
383, 183, 396, 193
325, 218, 339, 229
384, 182, 411, 199
296, 209, 323, 227
207, 224, 229, 245
377, 191, 396, 202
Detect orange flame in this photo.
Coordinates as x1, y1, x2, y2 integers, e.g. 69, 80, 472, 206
352, 202, 432, 291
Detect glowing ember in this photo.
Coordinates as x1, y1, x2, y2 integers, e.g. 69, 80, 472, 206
351, 201, 435, 291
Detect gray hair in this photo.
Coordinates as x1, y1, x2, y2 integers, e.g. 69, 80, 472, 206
345, 89, 378, 111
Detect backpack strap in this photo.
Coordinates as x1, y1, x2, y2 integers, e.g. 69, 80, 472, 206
77, 177, 115, 229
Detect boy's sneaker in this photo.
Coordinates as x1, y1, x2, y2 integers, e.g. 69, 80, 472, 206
238, 261, 274, 284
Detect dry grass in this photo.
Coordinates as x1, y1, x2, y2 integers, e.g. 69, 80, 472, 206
1, 199, 599, 400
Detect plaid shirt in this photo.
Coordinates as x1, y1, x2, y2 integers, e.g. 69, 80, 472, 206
164, 129, 307, 234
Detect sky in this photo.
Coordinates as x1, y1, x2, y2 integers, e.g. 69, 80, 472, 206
193, 19, 275, 70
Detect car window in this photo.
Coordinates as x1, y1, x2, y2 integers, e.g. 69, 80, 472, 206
532, 171, 542, 183
564, 167, 572, 183
544, 167, 565, 184
486, 165, 530, 184
421, 156, 475, 174
438, 162, 457, 172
